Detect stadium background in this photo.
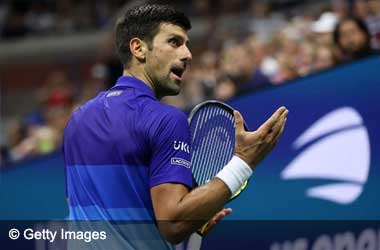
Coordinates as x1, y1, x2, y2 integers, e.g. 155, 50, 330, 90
1, 0, 380, 249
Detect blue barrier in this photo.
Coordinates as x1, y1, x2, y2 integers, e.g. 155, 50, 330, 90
228, 56, 380, 220
0, 152, 68, 219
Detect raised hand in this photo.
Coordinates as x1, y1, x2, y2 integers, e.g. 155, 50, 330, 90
234, 107, 288, 170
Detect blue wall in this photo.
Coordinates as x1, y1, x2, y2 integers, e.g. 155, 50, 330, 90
227, 56, 380, 220
1, 153, 68, 219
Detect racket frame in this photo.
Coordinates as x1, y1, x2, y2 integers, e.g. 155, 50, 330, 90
188, 100, 250, 237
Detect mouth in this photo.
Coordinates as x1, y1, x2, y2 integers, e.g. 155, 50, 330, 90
170, 65, 186, 81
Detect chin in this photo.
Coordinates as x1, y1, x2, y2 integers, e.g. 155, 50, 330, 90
167, 80, 182, 95
158, 84, 181, 98
166, 87, 181, 96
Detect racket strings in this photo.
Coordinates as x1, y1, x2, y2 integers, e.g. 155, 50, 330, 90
190, 104, 235, 186
191, 106, 213, 183
202, 108, 221, 184
211, 109, 234, 178
207, 109, 226, 180
194, 107, 216, 185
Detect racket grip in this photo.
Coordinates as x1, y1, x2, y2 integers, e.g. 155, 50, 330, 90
187, 232, 203, 250
197, 222, 209, 235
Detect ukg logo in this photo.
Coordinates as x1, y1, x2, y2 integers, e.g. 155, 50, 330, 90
281, 107, 370, 204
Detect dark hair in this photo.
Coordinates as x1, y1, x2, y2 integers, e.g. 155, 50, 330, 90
333, 16, 371, 52
115, 4, 191, 67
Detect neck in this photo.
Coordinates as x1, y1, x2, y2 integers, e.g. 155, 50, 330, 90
123, 67, 161, 99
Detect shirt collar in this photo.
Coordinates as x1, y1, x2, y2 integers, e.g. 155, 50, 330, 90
114, 76, 156, 98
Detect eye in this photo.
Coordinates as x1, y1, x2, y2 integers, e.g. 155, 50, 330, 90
168, 38, 181, 47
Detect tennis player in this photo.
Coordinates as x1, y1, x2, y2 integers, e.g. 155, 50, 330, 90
63, 4, 288, 249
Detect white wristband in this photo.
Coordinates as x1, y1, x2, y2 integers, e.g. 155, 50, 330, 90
216, 155, 252, 196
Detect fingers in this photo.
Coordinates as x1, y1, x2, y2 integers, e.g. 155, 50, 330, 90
214, 208, 232, 221
234, 110, 245, 135
224, 207, 233, 215
211, 208, 232, 222
203, 208, 233, 235
234, 107, 288, 168
271, 109, 288, 138
269, 111, 288, 147
245, 107, 287, 143
258, 107, 287, 134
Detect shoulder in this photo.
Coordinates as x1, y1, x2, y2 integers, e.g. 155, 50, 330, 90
142, 102, 189, 140
158, 103, 188, 122
143, 100, 188, 126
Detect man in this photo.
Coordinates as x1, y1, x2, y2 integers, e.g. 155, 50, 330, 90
63, 4, 287, 249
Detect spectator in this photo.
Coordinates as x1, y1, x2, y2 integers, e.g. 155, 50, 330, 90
1, 1, 29, 39
247, 1, 287, 42
2, 119, 28, 163
9, 117, 58, 162
313, 45, 338, 72
25, 1, 55, 35
221, 42, 271, 93
333, 16, 378, 62
331, 0, 350, 18
310, 12, 339, 46
246, 35, 279, 80
354, 0, 380, 48
214, 75, 238, 101
5, 0, 379, 163
297, 42, 315, 76
273, 55, 299, 84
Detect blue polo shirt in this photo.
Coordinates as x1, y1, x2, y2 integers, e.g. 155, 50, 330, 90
63, 76, 193, 248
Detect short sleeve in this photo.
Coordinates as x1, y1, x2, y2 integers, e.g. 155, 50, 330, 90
148, 108, 193, 189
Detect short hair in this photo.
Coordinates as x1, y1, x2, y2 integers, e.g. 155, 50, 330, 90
115, 4, 191, 67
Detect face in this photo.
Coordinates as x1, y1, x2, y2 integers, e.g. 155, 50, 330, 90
144, 23, 192, 98
314, 47, 335, 71
338, 20, 368, 54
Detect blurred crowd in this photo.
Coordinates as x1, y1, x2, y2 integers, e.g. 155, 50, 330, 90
163, 0, 380, 108
0, 0, 125, 39
1, 0, 380, 164
2, 66, 106, 164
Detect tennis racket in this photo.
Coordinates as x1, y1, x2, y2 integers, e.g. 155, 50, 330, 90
186, 100, 249, 250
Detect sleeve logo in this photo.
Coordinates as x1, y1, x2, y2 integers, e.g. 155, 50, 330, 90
173, 141, 190, 153
106, 90, 123, 97
171, 157, 191, 168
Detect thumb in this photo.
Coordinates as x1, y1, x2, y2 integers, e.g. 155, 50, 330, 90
234, 110, 245, 134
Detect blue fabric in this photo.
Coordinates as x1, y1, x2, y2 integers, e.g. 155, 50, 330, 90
69, 205, 152, 220
63, 76, 193, 221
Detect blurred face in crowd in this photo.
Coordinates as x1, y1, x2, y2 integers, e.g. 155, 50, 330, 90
314, 46, 335, 71
222, 44, 253, 80
214, 77, 237, 101
332, 0, 350, 18
297, 43, 314, 76
338, 20, 368, 55
315, 32, 334, 46
276, 55, 298, 83
368, 0, 380, 15
143, 23, 192, 98
354, 0, 370, 19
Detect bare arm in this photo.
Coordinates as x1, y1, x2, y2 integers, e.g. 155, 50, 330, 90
151, 107, 288, 244
151, 178, 230, 243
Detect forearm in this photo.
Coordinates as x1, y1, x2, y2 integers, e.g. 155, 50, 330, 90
177, 178, 230, 220
153, 178, 230, 243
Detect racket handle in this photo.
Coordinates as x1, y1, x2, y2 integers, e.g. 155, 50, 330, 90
187, 232, 203, 250
197, 222, 208, 235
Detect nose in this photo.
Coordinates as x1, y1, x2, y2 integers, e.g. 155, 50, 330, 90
181, 45, 192, 62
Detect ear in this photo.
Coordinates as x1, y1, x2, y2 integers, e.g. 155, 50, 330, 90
129, 38, 148, 61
